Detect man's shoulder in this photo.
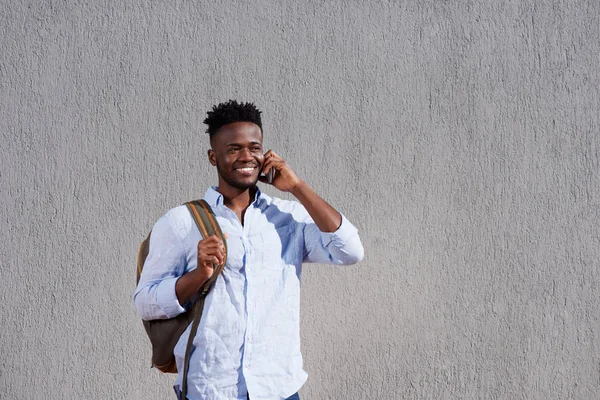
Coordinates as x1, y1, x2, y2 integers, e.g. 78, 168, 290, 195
259, 193, 310, 223
164, 204, 192, 220
153, 204, 194, 240
260, 192, 296, 209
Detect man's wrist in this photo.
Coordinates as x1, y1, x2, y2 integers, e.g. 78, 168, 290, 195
192, 264, 213, 283
289, 179, 308, 197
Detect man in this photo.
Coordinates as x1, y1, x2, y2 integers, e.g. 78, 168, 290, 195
134, 100, 364, 400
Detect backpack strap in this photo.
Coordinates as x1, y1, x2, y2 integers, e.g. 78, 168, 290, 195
180, 200, 227, 400
136, 231, 151, 284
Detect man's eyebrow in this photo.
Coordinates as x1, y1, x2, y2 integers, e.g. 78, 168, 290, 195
225, 141, 262, 146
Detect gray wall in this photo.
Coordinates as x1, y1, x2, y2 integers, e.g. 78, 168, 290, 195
1, 1, 599, 399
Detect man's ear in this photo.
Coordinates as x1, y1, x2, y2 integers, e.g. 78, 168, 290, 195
208, 149, 217, 166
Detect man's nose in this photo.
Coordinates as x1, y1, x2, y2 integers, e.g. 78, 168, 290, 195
238, 148, 254, 160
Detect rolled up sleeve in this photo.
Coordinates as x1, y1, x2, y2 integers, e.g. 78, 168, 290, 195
133, 213, 187, 320
303, 214, 364, 265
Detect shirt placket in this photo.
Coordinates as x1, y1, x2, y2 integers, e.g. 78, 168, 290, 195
241, 206, 257, 394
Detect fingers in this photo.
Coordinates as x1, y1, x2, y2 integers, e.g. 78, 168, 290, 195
262, 157, 284, 176
197, 235, 226, 266
261, 150, 283, 174
260, 150, 301, 192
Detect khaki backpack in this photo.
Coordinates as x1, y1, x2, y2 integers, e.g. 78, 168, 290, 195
136, 200, 227, 399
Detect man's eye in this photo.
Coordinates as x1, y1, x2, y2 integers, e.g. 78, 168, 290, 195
228, 148, 239, 154
251, 147, 262, 153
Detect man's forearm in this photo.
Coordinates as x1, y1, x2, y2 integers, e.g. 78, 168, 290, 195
175, 268, 211, 305
290, 180, 342, 232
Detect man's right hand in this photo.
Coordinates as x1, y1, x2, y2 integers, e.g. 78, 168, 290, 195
175, 235, 226, 304
196, 235, 226, 281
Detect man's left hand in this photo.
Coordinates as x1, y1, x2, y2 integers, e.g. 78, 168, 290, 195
259, 150, 303, 192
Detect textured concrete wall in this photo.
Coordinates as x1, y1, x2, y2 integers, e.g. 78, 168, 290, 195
1, 1, 599, 399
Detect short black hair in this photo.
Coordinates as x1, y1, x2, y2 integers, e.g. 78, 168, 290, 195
203, 100, 263, 138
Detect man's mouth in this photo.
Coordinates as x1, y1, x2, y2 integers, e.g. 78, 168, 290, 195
234, 166, 258, 175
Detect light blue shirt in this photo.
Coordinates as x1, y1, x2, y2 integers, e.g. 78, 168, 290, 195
134, 187, 364, 400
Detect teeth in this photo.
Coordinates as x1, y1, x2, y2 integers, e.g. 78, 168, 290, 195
237, 167, 255, 172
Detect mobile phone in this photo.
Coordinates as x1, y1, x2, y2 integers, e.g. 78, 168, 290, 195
261, 152, 275, 184
266, 168, 275, 184
261, 166, 275, 183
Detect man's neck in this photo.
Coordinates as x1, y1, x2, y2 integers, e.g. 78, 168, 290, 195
216, 184, 257, 212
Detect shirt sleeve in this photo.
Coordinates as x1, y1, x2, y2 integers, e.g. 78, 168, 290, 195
302, 214, 364, 265
133, 212, 188, 321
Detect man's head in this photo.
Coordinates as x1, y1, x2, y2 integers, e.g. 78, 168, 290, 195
204, 100, 264, 191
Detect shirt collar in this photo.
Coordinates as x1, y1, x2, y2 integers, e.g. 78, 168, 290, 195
203, 186, 266, 209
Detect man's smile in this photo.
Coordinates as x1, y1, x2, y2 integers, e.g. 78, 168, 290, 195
234, 165, 258, 175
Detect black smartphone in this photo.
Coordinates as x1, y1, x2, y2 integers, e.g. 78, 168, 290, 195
266, 168, 275, 184
261, 152, 275, 183
261, 166, 275, 183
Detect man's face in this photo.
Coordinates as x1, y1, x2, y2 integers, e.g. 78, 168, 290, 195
208, 121, 264, 191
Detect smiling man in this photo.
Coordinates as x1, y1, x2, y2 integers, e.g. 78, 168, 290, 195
134, 100, 364, 400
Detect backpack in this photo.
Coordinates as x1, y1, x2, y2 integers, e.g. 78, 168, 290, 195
136, 200, 227, 398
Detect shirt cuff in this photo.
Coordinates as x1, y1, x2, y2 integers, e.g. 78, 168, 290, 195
320, 214, 358, 247
155, 277, 186, 318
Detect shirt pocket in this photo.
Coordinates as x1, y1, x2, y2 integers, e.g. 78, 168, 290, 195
260, 223, 297, 271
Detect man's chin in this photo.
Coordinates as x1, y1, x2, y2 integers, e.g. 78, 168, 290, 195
227, 177, 259, 190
